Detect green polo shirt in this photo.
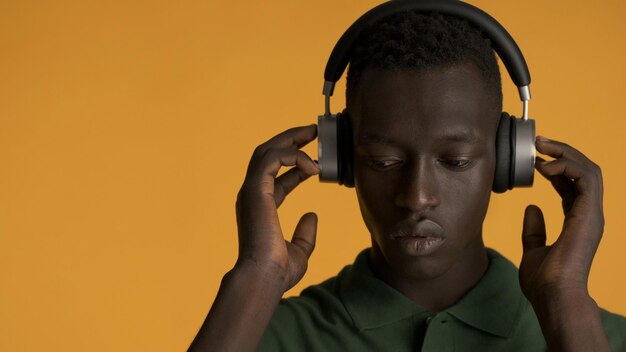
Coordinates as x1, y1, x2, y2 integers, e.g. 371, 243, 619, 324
258, 247, 626, 351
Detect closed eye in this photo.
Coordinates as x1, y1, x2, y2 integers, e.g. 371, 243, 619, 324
439, 159, 473, 169
364, 158, 474, 171
366, 159, 402, 170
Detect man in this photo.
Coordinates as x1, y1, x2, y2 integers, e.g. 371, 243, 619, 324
189, 9, 626, 352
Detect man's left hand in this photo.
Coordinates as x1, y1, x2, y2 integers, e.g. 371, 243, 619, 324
518, 135, 611, 351
519, 135, 604, 304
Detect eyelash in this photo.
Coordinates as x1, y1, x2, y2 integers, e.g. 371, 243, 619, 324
367, 160, 400, 169
442, 159, 473, 169
366, 159, 473, 170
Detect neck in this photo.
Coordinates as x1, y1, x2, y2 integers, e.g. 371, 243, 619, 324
369, 238, 489, 312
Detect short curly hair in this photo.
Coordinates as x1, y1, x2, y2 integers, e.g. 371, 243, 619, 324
346, 11, 502, 112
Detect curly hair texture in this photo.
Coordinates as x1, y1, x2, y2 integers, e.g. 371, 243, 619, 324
346, 11, 503, 112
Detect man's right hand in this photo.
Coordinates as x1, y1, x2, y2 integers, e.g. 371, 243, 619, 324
234, 123, 320, 293
188, 124, 321, 352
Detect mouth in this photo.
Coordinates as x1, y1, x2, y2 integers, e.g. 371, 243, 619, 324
388, 219, 446, 256
389, 218, 444, 238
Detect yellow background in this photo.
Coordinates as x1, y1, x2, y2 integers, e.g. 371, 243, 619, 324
1, 0, 625, 350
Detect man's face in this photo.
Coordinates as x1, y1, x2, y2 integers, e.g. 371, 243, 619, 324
351, 62, 500, 279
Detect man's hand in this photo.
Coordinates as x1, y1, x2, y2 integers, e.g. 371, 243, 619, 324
235, 123, 320, 292
188, 124, 320, 352
519, 135, 610, 351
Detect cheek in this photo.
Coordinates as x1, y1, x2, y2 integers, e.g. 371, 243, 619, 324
354, 185, 379, 240
439, 162, 494, 236
354, 164, 399, 234
442, 162, 493, 200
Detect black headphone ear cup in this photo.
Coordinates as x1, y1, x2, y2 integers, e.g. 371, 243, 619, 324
337, 108, 355, 188
493, 112, 512, 193
508, 113, 517, 188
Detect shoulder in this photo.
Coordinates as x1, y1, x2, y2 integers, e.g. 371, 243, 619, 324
258, 265, 354, 351
273, 272, 349, 324
484, 249, 626, 350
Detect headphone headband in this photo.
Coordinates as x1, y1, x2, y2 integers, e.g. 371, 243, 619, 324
317, 0, 536, 191
322, 0, 531, 117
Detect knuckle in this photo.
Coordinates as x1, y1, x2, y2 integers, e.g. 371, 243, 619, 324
297, 150, 313, 164
235, 195, 241, 212
263, 147, 280, 158
559, 141, 572, 149
237, 182, 256, 200
268, 148, 299, 165
597, 217, 606, 237
235, 190, 244, 212
253, 144, 267, 157
600, 216, 606, 230
260, 148, 284, 164
294, 149, 305, 161
592, 162, 602, 176
298, 149, 311, 159
589, 161, 602, 176
286, 126, 302, 134
236, 186, 247, 204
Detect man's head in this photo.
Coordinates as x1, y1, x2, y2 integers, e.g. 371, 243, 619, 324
346, 11, 503, 280
346, 11, 502, 114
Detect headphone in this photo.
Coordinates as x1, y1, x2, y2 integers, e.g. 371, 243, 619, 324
316, 0, 535, 193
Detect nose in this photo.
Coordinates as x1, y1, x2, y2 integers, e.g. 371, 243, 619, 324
393, 158, 441, 215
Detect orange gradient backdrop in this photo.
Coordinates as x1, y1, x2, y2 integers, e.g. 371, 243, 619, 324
1, 1, 625, 351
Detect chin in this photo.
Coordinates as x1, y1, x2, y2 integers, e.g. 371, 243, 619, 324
376, 240, 457, 280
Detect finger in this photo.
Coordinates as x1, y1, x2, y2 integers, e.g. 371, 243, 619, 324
535, 157, 597, 196
261, 149, 320, 179
245, 148, 320, 194
536, 157, 583, 179
274, 166, 315, 207
535, 136, 604, 190
255, 124, 317, 155
551, 176, 576, 214
535, 136, 587, 164
536, 156, 576, 212
290, 212, 318, 259
522, 204, 547, 253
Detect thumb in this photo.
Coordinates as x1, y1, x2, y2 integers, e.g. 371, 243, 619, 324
290, 212, 318, 259
522, 204, 547, 253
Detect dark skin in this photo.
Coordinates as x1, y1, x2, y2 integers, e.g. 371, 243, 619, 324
189, 62, 611, 351
351, 64, 497, 311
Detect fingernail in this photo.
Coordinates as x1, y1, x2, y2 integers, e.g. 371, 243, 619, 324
536, 135, 550, 142
313, 160, 321, 171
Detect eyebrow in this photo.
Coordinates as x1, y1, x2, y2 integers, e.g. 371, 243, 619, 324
357, 134, 396, 145
357, 131, 482, 145
438, 130, 482, 144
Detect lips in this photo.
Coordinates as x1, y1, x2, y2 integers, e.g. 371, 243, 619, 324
388, 218, 446, 256
389, 218, 444, 239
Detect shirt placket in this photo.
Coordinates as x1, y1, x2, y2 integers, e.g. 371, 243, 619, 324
420, 312, 454, 352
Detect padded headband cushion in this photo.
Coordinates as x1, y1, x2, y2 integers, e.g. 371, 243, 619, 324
324, 0, 530, 88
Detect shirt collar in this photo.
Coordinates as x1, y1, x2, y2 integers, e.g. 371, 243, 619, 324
337, 247, 526, 337
337, 248, 431, 330
446, 248, 526, 338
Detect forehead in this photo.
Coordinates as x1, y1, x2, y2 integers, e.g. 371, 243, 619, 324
352, 64, 498, 145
